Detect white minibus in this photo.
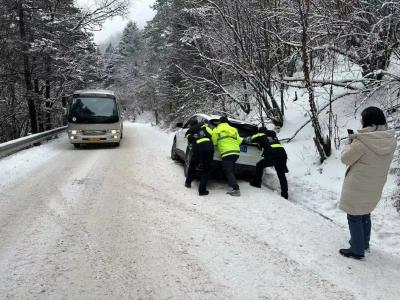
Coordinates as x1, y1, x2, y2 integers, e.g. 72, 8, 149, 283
67, 89, 123, 147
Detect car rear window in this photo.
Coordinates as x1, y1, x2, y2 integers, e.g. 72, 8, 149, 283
209, 119, 258, 137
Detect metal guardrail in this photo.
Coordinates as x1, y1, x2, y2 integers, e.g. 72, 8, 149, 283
0, 126, 67, 158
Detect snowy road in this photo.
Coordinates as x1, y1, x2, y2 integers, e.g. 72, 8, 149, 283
1, 123, 399, 299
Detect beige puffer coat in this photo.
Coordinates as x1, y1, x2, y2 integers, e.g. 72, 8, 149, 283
339, 126, 397, 215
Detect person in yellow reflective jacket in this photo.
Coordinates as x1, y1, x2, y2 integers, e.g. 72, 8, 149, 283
212, 116, 243, 196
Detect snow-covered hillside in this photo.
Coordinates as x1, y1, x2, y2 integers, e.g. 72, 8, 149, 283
161, 57, 400, 257
269, 61, 400, 257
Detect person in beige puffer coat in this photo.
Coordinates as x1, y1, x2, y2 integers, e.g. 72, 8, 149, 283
339, 106, 397, 260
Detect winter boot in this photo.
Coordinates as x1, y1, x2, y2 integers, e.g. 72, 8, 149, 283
339, 248, 364, 260
199, 190, 209, 196
185, 182, 191, 188
227, 189, 241, 197
281, 191, 288, 199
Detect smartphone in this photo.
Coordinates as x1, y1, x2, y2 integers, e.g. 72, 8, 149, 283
347, 129, 354, 134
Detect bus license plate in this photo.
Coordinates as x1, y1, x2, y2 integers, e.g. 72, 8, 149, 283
240, 145, 247, 153
89, 138, 100, 142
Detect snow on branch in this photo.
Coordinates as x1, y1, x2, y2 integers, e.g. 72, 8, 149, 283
73, 0, 130, 31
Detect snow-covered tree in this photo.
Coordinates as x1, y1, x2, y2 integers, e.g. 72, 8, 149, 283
0, 0, 130, 141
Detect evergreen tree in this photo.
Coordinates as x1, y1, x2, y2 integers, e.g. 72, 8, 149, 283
0, 0, 128, 141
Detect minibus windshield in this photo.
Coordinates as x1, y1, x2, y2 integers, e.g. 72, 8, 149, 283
68, 97, 119, 123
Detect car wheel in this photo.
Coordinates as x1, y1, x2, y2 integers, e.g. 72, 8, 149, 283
171, 138, 179, 161
184, 147, 192, 177
73, 143, 81, 149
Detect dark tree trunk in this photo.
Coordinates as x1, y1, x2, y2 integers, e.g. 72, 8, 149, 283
45, 69, 51, 130
45, 11, 54, 130
298, 0, 328, 162
34, 78, 45, 132
9, 83, 18, 139
18, 3, 38, 134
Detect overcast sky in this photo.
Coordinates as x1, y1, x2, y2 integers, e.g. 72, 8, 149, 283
76, 0, 156, 44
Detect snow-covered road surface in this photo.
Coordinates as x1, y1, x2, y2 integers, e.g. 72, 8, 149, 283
0, 123, 399, 299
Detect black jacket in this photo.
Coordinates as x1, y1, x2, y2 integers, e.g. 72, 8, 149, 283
185, 123, 214, 152
251, 130, 287, 161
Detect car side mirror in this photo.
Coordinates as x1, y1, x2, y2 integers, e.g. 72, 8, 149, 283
176, 122, 183, 128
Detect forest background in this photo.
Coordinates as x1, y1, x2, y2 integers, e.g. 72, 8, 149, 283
1, 0, 400, 165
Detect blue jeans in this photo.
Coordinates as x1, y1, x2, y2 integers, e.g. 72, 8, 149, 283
347, 214, 371, 256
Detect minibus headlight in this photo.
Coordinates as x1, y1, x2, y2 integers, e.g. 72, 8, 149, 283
71, 130, 78, 135
110, 129, 120, 134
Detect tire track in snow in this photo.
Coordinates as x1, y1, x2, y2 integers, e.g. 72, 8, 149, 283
131, 179, 354, 300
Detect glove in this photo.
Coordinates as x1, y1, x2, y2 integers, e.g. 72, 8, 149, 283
244, 137, 252, 144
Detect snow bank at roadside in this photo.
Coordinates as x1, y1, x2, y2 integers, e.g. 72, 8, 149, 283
0, 134, 67, 190
131, 122, 400, 300
155, 57, 400, 256
134, 111, 157, 124
275, 65, 400, 256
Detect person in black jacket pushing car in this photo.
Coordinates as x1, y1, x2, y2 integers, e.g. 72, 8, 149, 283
246, 127, 289, 199
184, 119, 214, 196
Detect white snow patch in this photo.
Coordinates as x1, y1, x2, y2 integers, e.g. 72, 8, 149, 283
0, 134, 67, 190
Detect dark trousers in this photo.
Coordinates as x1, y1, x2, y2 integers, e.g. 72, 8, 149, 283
254, 158, 288, 194
222, 155, 239, 190
347, 214, 371, 256
186, 150, 214, 193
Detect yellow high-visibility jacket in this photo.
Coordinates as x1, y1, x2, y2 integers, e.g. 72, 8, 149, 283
212, 122, 243, 157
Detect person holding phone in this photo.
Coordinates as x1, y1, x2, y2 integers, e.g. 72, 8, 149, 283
339, 106, 396, 259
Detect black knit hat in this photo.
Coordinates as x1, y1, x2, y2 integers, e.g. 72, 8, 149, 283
189, 119, 199, 127
259, 126, 268, 133
220, 116, 228, 123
